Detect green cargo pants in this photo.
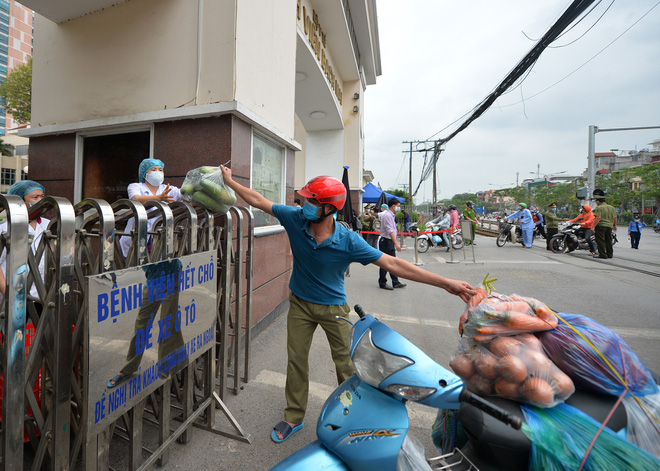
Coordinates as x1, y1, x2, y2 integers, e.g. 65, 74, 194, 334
284, 293, 354, 424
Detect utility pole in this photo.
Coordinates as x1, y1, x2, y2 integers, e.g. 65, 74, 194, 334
402, 139, 441, 207
433, 165, 437, 205
409, 141, 413, 207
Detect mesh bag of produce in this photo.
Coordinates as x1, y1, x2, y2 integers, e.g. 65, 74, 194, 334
431, 408, 468, 454
459, 287, 558, 342
180, 166, 237, 214
450, 335, 574, 408
538, 313, 657, 397
521, 402, 660, 470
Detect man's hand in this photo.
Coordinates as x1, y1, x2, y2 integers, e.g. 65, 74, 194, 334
220, 165, 235, 188
394, 241, 401, 252
443, 279, 476, 303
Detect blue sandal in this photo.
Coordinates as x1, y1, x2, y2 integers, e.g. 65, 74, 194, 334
271, 421, 304, 443
107, 373, 130, 389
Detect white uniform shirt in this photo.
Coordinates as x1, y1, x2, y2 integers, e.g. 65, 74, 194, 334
120, 182, 182, 257
0, 218, 50, 303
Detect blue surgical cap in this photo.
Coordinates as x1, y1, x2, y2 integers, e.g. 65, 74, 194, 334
8, 180, 45, 199
138, 158, 165, 183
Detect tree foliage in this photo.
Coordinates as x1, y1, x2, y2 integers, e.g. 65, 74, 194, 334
389, 189, 410, 205
0, 56, 31, 124
0, 139, 14, 156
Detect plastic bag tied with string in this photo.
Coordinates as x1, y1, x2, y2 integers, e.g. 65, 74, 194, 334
539, 312, 660, 457
180, 166, 237, 214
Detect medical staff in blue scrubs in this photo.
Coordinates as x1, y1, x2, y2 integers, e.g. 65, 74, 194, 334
507, 202, 534, 248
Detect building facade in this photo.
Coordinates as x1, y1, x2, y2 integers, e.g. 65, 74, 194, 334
0, 0, 32, 191
20, 0, 380, 329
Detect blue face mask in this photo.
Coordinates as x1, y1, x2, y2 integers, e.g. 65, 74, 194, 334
551, 208, 557, 212
302, 202, 320, 221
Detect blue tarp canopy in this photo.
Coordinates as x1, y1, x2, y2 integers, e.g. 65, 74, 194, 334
362, 182, 405, 204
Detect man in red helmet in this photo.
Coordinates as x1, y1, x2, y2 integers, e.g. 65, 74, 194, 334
220, 166, 475, 443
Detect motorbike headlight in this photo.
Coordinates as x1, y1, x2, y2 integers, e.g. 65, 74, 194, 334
384, 384, 437, 402
353, 330, 413, 387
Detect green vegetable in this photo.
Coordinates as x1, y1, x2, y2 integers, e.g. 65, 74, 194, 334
200, 166, 217, 174
191, 191, 229, 213
199, 179, 237, 205
181, 184, 195, 195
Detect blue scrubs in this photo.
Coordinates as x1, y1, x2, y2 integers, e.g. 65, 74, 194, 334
507, 208, 534, 247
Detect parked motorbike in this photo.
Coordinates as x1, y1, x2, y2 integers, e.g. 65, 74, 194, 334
550, 223, 616, 254
271, 305, 521, 470
272, 305, 658, 471
416, 224, 464, 253
271, 305, 655, 470
495, 222, 541, 247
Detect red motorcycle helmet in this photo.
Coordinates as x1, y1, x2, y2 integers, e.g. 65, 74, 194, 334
298, 176, 346, 210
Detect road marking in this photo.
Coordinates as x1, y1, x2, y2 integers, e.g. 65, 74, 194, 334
254, 370, 335, 400
371, 313, 453, 329
253, 370, 436, 424
472, 260, 561, 264
612, 327, 660, 341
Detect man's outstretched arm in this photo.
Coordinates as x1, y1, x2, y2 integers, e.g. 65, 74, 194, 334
372, 254, 475, 303
220, 165, 275, 216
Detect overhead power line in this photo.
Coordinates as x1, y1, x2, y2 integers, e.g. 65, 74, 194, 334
412, 0, 602, 196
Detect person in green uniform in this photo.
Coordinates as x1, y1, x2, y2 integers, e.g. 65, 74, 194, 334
544, 202, 561, 251
463, 201, 478, 245
592, 189, 617, 259
359, 208, 377, 248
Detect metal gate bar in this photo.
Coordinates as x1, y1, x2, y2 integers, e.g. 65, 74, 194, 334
0, 194, 29, 470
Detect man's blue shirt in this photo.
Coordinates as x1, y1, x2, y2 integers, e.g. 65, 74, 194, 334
272, 204, 383, 305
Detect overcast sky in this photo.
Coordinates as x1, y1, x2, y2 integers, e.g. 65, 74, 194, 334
363, 0, 660, 204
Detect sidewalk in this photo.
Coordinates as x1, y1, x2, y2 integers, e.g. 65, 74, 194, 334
151, 228, 660, 470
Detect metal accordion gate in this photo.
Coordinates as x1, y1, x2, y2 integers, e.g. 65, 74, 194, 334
0, 196, 253, 470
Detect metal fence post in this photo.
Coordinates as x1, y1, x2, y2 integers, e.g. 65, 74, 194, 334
228, 207, 244, 395
239, 207, 254, 384
74, 199, 116, 471
0, 195, 29, 470
45, 197, 77, 470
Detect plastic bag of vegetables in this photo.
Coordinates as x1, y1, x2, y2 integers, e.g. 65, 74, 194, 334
521, 402, 660, 470
538, 312, 660, 457
538, 313, 657, 397
450, 335, 574, 408
459, 286, 558, 342
180, 166, 237, 214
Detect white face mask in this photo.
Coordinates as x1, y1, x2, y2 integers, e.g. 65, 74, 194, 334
394, 206, 400, 213
145, 171, 164, 186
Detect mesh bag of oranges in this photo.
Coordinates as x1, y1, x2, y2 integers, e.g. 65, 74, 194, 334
450, 334, 574, 408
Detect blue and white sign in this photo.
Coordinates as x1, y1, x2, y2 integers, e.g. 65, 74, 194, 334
86, 251, 216, 435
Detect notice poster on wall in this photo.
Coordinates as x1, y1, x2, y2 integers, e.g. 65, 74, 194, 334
86, 251, 216, 436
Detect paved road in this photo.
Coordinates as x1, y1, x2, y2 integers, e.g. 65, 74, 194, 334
129, 227, 660, 470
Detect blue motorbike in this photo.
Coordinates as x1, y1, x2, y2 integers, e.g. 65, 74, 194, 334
270, 305, 522, 470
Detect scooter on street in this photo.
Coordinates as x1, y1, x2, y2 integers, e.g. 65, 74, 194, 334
495, 222, 541, 247
271, 305, 523, 471
550, 222, 618, 254
271, 305, 657, 470
416, 224, 464, 253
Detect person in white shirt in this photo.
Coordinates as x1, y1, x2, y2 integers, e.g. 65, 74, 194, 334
119, 158, 182, 257
0, 180, 48, 307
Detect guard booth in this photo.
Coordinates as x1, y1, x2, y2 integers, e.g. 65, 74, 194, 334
0, 195, 254, 470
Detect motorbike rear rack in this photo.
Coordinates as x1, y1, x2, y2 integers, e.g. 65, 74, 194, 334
428, 448, 479, 470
